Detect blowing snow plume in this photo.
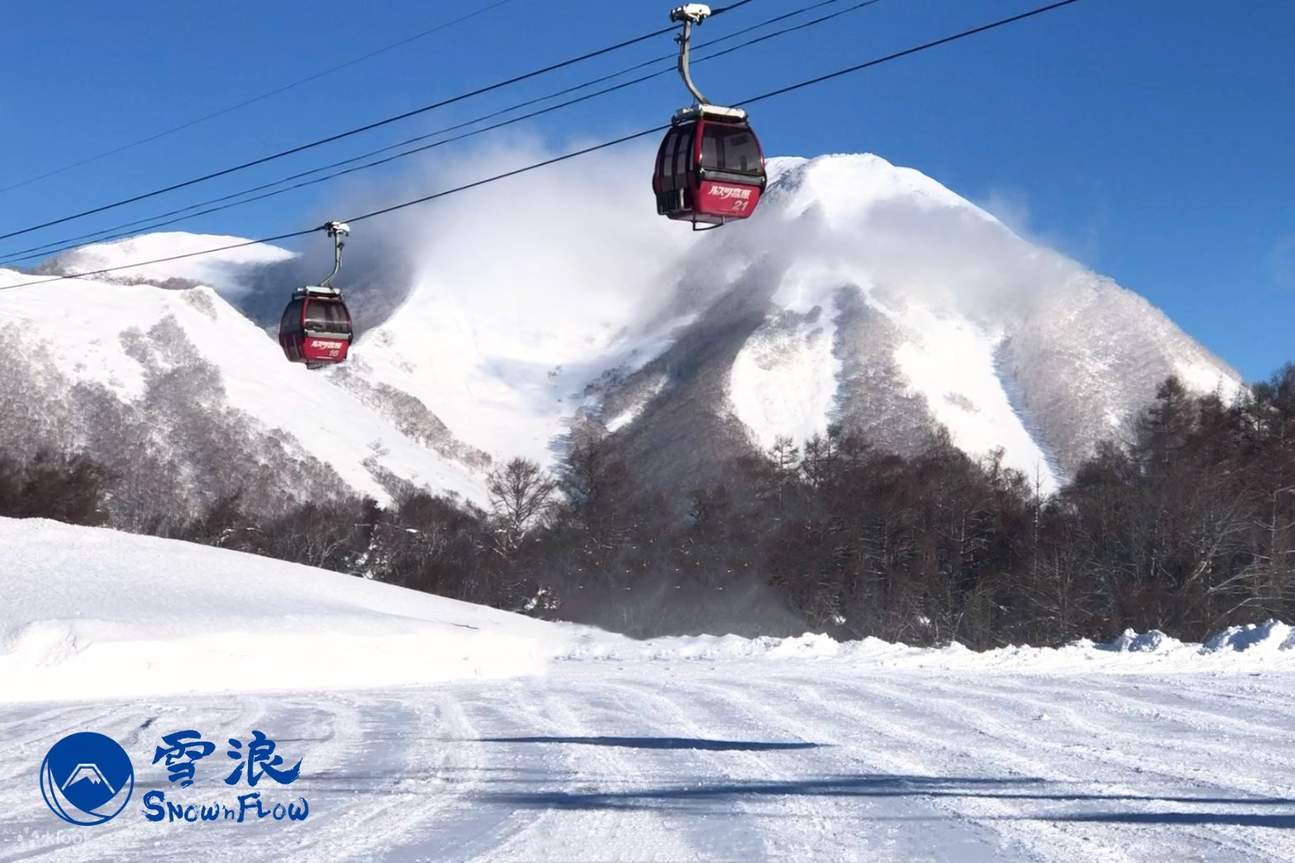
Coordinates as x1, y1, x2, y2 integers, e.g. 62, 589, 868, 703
322, 139, 700, 464
743, 155, 1082, 322
358, 138, 695, 347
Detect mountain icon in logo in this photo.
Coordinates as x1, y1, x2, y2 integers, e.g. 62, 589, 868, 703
62, 764, 117, 794
40, 732, 134, 826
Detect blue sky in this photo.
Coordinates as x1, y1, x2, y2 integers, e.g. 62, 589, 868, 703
3, 0, 1292, 379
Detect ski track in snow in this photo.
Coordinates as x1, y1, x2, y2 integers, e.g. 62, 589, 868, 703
3, 522, 1292, 860
2, 666, 1293, 862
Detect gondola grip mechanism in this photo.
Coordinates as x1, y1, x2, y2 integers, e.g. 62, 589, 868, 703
669, 4, 711, 23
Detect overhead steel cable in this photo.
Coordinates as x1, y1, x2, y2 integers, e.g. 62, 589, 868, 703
0, 0, 521, 195
0, 0, 852, 263
0, 0, 1084, 294
524, 0, 852, 89
733, 0, 1081, 110
0, 128, 667, 291
0, 0, 757, 244
0, 0, 884, 266
0, 230, 321, 291
0, 77, 674, 266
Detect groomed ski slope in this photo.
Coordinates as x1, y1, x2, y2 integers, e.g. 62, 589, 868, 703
2, 519, 1294, 861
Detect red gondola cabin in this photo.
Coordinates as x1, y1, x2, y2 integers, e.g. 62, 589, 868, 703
653, 105, 766, 227
279, 286, 352, 368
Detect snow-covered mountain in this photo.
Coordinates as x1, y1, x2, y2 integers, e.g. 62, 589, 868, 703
585, 154, 1241, 494
0, 248, 485, 523
0, 150, 1238, 514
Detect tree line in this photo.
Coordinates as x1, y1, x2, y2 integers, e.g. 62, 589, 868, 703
7, 367, 1295, 647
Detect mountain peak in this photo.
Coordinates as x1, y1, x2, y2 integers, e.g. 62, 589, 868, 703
587, 152, 1239, 494
39, 231, 294, 293
767, 152, 978, 222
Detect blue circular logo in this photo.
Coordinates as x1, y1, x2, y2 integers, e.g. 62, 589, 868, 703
39, 732, 134, 826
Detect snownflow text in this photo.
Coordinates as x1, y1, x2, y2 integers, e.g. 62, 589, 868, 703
141, 790, 308, 824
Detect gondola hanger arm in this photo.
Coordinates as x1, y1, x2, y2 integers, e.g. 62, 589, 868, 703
319, 220, 350, 288
670, 4, 711, 106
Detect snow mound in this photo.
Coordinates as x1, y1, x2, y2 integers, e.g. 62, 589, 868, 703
1203, 620, 1295, 653
0, 518, 576, 702
562, 631, 844, 662
560, 624, 1295, 672
1099, 629, 1181, 653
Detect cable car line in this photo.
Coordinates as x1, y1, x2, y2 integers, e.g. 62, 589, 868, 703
654, 0, 1083, 227
0, 230, 319, 292
344, 127, 670, 227
0, 0, 1084, 295
0, 127, 666, 293
0, 0, 522, 196
0, 0, 864, 265
0, 77, 676, 267
0, 0, 884, 267
6, 0, 792, 259
526, 0, 854, 91
734, 0, 1081, 112
0, 0, 758, 245
440, 0, 860, 119
0, 127, 668, 293
1, 0, 846, 265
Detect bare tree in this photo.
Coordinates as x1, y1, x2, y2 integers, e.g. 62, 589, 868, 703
487, 457, 557, 558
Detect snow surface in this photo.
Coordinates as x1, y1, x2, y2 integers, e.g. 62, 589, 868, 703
6, 517, 1291, 707
605, 375, 667, 433
730, 162, 1073, 478
728, 263, 843, 452
2, 518, 1295, 860
891, 306, 1058, 492
0, 518, 565, 701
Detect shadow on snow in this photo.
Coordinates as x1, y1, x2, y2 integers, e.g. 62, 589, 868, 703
475, 736, 822, 752
1043, 811, 1295, 829
475, 765, 1294, 827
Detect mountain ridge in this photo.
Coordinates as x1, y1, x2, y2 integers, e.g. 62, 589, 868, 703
0, 150, 1239, 514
